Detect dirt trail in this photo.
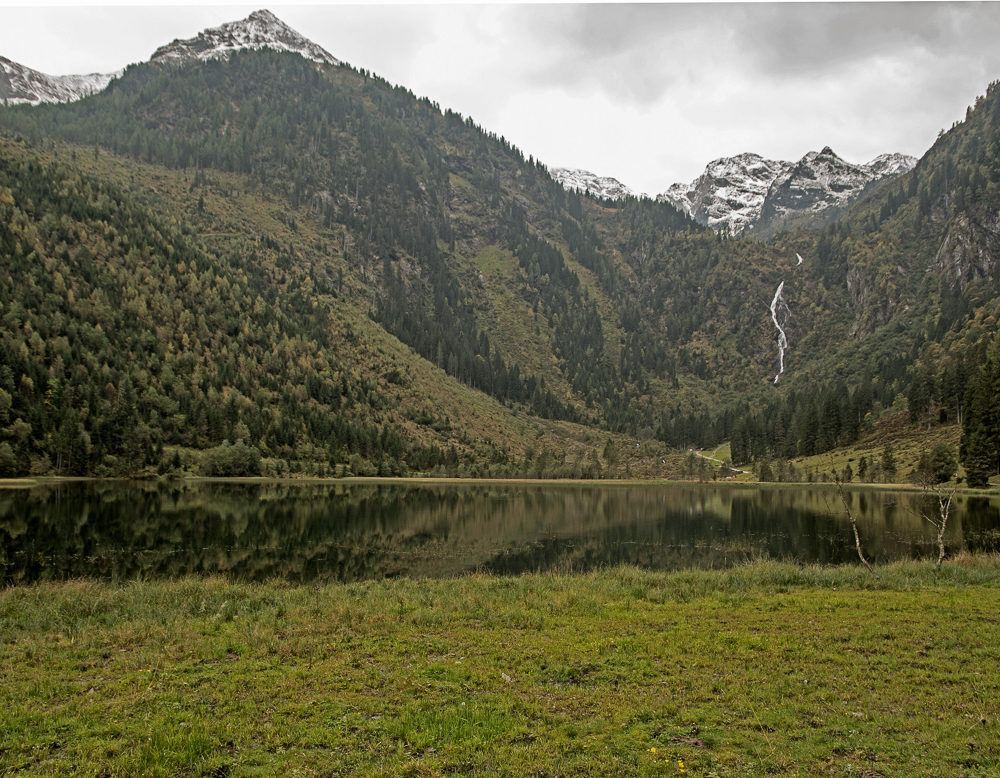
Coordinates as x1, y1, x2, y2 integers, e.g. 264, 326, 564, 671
693, 446, 748, 475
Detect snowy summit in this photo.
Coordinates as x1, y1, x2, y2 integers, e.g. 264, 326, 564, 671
151, 9, 338, 67
758, 147, 917, 233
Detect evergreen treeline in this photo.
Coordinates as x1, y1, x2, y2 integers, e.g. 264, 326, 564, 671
375, 244, 586, 424
0, 138, 468, 477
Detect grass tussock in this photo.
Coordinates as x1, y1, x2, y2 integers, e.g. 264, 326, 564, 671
2, 557, 999, 776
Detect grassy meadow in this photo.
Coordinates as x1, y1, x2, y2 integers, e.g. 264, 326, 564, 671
2, 558, 999, 777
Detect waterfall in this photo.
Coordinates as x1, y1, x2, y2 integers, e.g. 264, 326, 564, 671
770, 281, 790, 384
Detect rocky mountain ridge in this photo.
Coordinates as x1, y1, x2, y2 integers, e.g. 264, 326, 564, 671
548, 168, 638, 201
0, 55, 120, 106
658, 149, 917, 235
150, 9, 338, 67
756, 148, 917, 236
657, 153, 794, 234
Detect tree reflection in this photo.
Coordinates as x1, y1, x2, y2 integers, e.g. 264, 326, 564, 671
0, 482, 996, 584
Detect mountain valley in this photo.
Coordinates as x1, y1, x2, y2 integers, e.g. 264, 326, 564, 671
0, 10, 998, 486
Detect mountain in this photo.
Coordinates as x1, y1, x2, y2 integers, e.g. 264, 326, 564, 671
657, 153, 794, 235
867, 152, 918, 178
660, 149, 916, 236
755, 147, 917, 237
0, 9, 335, 108
0, 55, 120, 106
150, 9, 338, 67
0, 10, 998, 483
549, 168, 636, 200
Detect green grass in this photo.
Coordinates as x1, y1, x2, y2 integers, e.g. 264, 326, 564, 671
469, 246, 566, 391
792, 414, 966, 485
2, 558, 999, 776
710, 443, 732, 463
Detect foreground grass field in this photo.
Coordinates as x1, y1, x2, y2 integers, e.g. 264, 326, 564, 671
2, 558, 999, 777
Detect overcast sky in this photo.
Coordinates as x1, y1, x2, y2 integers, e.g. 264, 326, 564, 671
3, 3, 1000, 195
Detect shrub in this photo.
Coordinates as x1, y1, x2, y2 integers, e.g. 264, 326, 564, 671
201, 440, 262, 477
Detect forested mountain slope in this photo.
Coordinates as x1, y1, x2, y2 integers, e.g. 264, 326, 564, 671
719, 83, 1000, 472
0, 47, 999, 481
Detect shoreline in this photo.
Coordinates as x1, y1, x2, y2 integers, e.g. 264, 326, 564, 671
6, 474, 998, 496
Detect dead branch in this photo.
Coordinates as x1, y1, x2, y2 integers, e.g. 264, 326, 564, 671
832, 466, 878, 578
909, 471, 959, 570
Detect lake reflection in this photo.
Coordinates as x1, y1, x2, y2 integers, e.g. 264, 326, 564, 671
2, 480, 999, 584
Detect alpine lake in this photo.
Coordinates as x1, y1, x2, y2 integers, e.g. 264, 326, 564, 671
4, 479, 1000, 585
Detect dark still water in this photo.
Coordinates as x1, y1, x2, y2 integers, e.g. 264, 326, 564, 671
2, 480, 999, 584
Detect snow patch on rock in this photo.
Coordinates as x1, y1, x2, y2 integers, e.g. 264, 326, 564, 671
658, 153, 793, 234
866, 152, 919, 179
0, 56, 120, 106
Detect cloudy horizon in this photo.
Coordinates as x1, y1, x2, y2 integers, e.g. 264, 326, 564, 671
3, 2, 1000, 195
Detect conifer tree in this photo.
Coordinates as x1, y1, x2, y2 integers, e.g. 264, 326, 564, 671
798, 400, 819, 457
961, 334, 1000, 488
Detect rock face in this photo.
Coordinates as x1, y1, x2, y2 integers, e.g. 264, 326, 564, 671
658, 153, 793, 234
756, 147, 913, 235
549, 168, 636, 200
150, 9, 338, 67
932, 212, 1000, 291
0, 55, 120, 106
661, 149, 917, 235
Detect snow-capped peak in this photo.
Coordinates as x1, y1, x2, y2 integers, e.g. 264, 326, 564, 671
660, 148, 917, 235
657, 153, 794, 234
757, 147, 915, 233
550, 168, 636, 200
1, 55, 121, 106
150, 9, 338, 67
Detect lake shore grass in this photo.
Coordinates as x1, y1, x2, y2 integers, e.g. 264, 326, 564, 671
2, 557, 999, 777
13, 474, 998, 494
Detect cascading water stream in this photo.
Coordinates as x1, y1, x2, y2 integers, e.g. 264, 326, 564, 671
770, 280, 790, 384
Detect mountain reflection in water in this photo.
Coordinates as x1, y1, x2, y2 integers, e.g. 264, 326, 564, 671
2, 481, 999, 584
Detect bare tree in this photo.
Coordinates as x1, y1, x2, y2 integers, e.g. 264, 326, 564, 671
928, 482, 958, 570
910, 470, 959, 570
832, 467, 878, 578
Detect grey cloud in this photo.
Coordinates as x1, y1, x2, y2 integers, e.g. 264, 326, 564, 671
496, 3, 1000, 110
503, 4, 731, 105
734, 3, 1000, 78
514, 4, 728, 57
